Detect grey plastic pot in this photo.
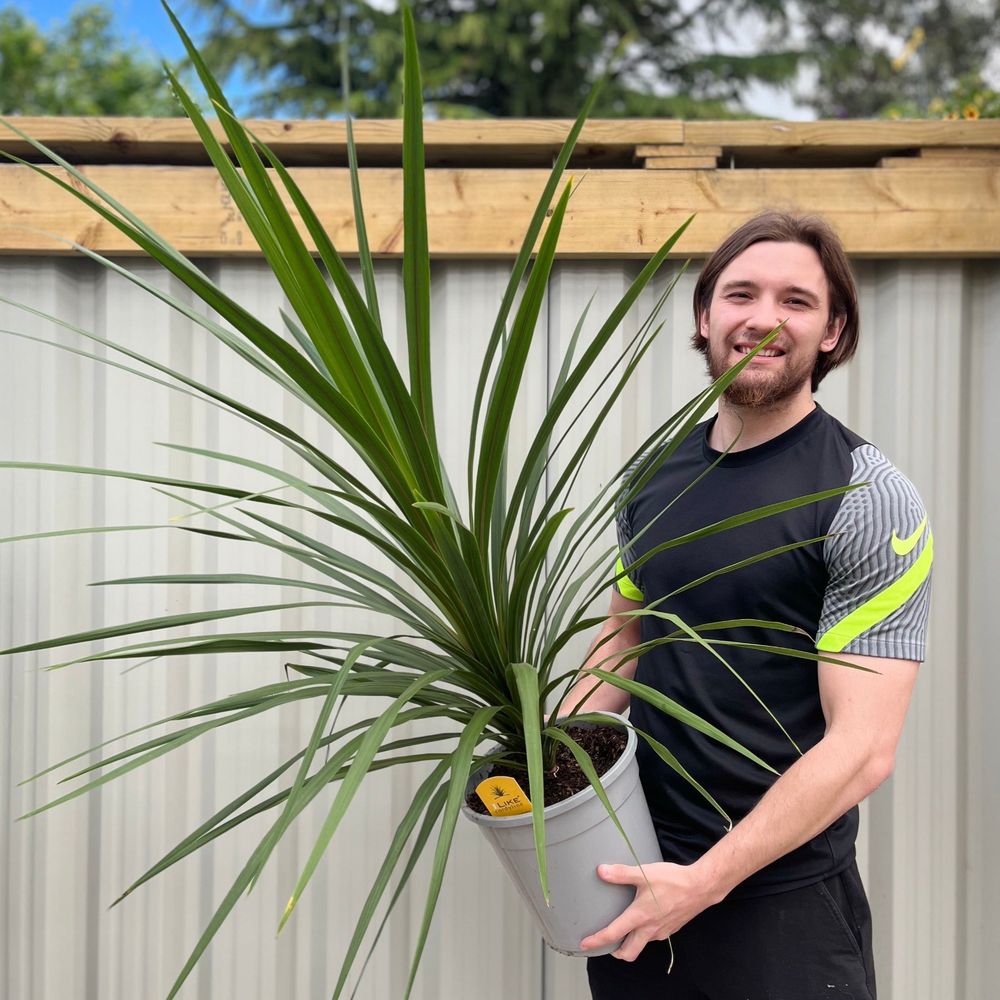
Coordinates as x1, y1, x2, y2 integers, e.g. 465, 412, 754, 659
460, 713, 662, 957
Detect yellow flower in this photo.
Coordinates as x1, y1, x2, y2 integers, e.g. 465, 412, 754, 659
964, 104, 980, 119
944, 111, 959, 120
928, 97, 945, 113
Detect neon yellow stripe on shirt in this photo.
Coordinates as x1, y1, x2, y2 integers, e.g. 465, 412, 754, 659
817, 531, 934, 653
615, 555, 644, 602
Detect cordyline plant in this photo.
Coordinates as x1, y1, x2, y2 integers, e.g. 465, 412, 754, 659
0, 4, 854, 998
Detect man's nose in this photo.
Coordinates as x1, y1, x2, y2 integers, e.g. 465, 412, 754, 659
746, 297, 784, 333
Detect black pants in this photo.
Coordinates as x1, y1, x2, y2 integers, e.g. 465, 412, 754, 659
587, 862, 876, 1000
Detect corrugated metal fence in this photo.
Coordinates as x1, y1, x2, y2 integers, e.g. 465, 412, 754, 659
1, 256, 996, 999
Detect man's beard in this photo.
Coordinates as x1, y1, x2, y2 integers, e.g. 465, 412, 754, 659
706, 341, 817, 408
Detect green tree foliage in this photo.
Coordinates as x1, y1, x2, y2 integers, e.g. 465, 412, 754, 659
0, 4, 179, 116
183, 0, 799, 118
183, 0, 1000, 120
780, 0, 1000, 118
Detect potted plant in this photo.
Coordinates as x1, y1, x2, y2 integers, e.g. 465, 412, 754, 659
0, 4, 845, 997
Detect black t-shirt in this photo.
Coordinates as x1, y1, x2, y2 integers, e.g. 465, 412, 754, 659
615, 404, 932, 896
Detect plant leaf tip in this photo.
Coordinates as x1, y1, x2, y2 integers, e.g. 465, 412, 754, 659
278, 896, 296, 933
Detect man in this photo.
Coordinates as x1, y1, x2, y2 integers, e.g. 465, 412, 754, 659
571, 212, 933, 999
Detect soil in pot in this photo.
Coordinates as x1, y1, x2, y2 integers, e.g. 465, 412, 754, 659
464, 724, 627, 815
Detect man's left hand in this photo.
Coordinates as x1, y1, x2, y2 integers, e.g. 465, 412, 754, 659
579, 860, 719, 961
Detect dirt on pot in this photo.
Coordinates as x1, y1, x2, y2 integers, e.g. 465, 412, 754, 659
465, 725, 628, 815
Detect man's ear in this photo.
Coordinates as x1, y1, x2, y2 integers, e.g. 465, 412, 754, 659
821, 313, 846, 353
697, 307, 710, 341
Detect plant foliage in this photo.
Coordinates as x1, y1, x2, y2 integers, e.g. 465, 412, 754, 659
1, 3, 855, 996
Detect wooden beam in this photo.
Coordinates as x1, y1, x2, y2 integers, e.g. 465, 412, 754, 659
635, 144, 722, 169
635, 144, 723, 159
2, 164, 998, 257
1, 117, 683, 167
917, 146, 1000, 159
642, 156, 720, 169
880, 154, 1000, 168
879, 146, 1000, 169
6, 117, 1000, 168
683, 120, 1000, 148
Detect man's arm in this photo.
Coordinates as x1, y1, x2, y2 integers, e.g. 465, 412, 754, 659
580, 651, 919, 959
561, 590, 644, 716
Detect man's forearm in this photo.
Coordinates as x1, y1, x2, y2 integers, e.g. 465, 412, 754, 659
693, 731, 891, 902
560, 592, 643, 716
562, 629, 636, 715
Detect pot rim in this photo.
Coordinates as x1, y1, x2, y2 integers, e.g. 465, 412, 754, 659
460, 711, 636, 828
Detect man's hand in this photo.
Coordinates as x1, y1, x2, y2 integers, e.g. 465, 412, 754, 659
579, 860, 720, 961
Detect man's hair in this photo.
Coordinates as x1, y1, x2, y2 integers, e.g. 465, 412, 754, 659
690, 211, 860, 390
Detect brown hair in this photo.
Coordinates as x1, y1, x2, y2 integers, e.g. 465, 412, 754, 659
691, 211, 859, 390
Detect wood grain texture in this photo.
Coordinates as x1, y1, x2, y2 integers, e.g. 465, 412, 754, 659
3, 163, 998, 257
642, 156, 720, 169
0, 117, 683, 166
684, 120, 1000, 147
880, 153, 1000, 168
6, 117, 1000, 167
635, 144, 723, 158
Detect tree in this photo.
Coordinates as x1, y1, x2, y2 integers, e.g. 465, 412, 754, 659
183, 0, 999, 120
0, 4, 179, 116
183, 0, 798, 118
773, 0, 1000, 118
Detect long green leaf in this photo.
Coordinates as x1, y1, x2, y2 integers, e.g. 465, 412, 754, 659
400, 3, 435, 444
467, 71, 606, 505
345, 780, 452, 1000
0, 600, 333, 657
509, 662, 549, 904
278, 668, 451, 930
583, 669, 777, 774
339, 4, 381, 329
543, 724, 649, 872
331, 761, 450, 999
403, 705, 500, 999
473, 180, 574, 548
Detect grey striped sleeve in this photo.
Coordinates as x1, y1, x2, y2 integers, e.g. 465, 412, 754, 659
816, 444, 933, 660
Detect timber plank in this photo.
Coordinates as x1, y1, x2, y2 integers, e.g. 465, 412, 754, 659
642, 156, 720, 169
6, 118, 1000, 169
684, 120, 1000, 147
1, 164, 997, 257
880, 154, 1000, 168
635, 144, 723, 158
0, 117, 684, 167
918, 146, 1000, 159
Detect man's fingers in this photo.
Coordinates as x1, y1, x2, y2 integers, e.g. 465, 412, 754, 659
613, 927, 652, 963
579, 905, 641, 952
596, 863, 643, 886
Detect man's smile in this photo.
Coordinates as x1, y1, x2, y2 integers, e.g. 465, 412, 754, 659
734, 342, 787, 360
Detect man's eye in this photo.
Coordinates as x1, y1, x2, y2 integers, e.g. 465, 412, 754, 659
787, 298, 808, 306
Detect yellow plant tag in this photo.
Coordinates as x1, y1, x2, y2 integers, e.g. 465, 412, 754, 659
475, 776, 532, 817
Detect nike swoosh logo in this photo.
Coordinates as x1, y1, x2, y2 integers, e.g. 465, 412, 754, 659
891, 516, 928, 556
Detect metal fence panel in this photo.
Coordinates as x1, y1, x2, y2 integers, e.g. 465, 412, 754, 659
1, 255, 995, 999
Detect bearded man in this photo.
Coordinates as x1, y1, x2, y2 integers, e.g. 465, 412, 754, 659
571, 212, 933, 1000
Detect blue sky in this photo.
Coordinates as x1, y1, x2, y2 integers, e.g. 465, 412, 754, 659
16, 1, 271, 110
21, 1, 191, 59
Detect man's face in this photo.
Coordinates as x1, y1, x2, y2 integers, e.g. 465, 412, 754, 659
698, 240, 845, 408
